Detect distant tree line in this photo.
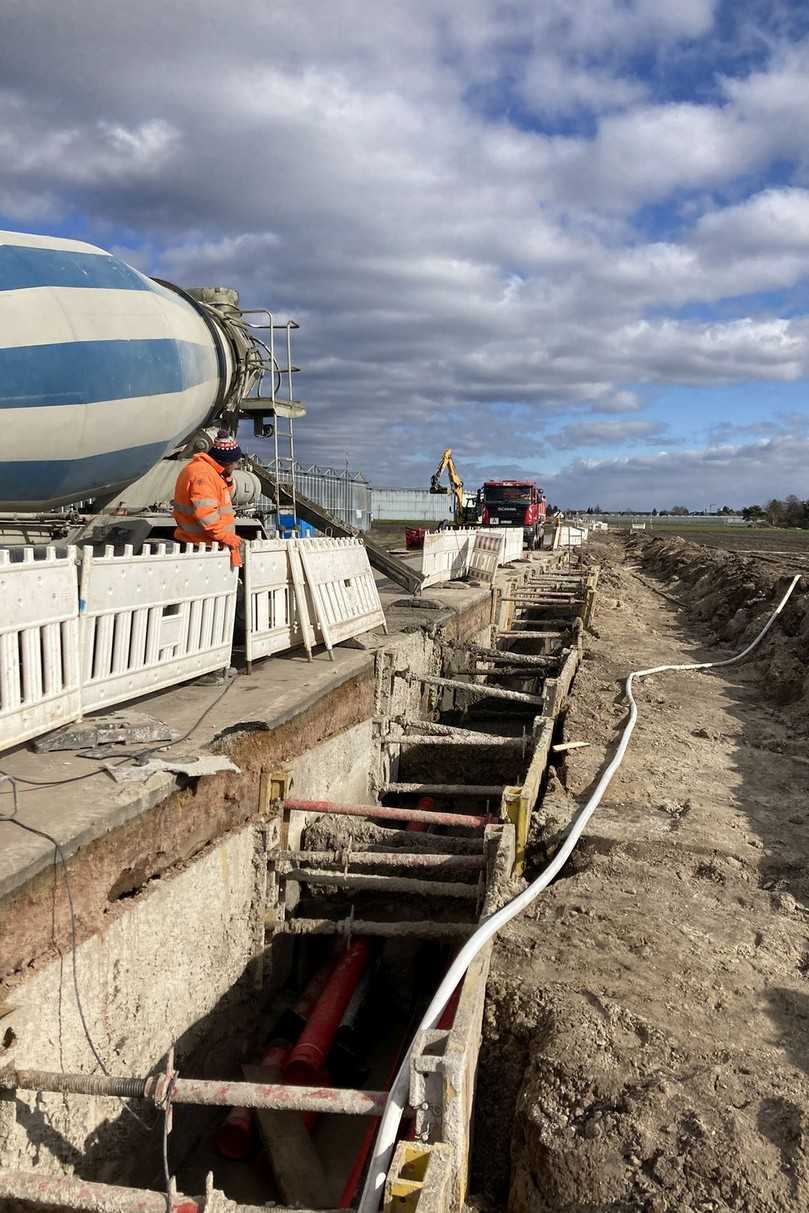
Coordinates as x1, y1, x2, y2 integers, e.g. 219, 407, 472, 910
741, 497, 809, 527
575, 499, 809, 526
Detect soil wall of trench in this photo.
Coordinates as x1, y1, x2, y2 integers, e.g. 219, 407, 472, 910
0, 591, 495, 1191
473, 536, 809, 1213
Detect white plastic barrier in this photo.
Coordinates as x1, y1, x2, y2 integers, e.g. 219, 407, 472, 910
244, 538, 316, 665
79, 543, 238, 712
295, 537, 387, 657
466, 533, 502, 582
421, 529, 477, 588
554, 525, 588, 548
498, 526, 525, 563
0, 547, 82, 752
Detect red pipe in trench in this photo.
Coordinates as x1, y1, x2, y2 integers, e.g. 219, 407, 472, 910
215, 949, 339, 1158
283, 939, 370, 1084
339, 798, 453, 1209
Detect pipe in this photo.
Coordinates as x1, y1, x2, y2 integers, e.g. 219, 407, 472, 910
449, 665, 547, 676
282, 850, 484, 871
497, 628, 565, 638
357, 574, 803, 1212
381, 782, 505, 798
407, 794, 434, 834
399, 720, 523, 742
284, 797, 494, 830
0, 1170, 333, 1213
405, 672, 543, 705
330, 968, 374, 1084
215, 1041, 288, 1159
337, 1017, 414, 1210
5, 1067, 389, 1116
220, 949, 342, 1157
456, 643, 558, 666
501, 594, 581, 602
308, 827, 484, 854
385, 734, 525, 749
284, 869, 480, 899
277, 918, 476, 939
284, 939, 370, 1084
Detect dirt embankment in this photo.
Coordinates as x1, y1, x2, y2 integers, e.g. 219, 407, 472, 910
633, 534, 809, 724
473, 535, 809, 1213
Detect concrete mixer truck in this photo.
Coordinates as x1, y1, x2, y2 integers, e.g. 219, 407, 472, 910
0, 228, 303, 548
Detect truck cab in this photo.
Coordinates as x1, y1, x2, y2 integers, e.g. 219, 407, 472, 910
481, 480, 547, 549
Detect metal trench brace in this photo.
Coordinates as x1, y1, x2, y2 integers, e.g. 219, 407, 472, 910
0, 1040, 402, 1213
266, 794, 496, 942
0, 1169, 341, 1213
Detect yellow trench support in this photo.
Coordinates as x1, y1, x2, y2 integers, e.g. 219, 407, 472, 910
502, 784, 530, 877
385, 1141, 453, 1213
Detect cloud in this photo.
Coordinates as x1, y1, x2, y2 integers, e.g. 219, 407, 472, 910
542, 418, 809, 509
1, 2, 808, 500
589, 391, 644, 414
694, 187, 809, 254
547, 418, 670, 449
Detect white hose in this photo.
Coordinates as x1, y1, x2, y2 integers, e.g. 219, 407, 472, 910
358, 573, 801, 1211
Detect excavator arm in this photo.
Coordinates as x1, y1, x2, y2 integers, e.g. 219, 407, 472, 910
429, 448, 466, 524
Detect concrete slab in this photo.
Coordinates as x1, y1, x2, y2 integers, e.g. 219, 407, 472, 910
0, 571, 489, 900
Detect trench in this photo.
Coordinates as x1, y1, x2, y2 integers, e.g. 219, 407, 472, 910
1, 557, 593, 1212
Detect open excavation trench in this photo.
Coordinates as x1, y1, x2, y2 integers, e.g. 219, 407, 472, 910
0, 556, 596, 1213
473, 535, 809, 1213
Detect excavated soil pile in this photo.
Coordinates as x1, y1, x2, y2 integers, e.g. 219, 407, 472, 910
473, 535, 809, 1213
633, 535, 809, 724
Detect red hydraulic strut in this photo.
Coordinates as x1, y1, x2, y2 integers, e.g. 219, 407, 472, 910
284, 797, 494, 830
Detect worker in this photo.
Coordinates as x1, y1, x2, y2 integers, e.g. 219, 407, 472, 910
173, 432, 244, 567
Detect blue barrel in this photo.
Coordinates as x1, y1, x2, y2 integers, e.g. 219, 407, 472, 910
0, 229, 234, 509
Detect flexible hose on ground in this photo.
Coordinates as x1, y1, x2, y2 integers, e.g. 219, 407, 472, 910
358, 573, 801, 1211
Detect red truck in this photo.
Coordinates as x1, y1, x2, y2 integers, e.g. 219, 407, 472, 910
481, 480, 547, 549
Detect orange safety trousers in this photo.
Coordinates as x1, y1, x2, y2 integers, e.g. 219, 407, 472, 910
173, 452, 242, 567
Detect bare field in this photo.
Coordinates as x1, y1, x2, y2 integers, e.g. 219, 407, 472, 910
621, 524, 809, 562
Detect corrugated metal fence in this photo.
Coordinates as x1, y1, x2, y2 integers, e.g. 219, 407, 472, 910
258, 462, 372, 531
369, 488, 454, 523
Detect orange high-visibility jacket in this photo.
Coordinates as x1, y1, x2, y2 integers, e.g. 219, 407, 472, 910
173, 452, 242, 567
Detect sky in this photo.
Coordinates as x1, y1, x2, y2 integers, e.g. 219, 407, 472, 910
3, 1, 809, 509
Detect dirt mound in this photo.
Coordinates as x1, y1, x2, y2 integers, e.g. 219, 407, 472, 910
632, 535, 809, 716
483, 980, 809, 1213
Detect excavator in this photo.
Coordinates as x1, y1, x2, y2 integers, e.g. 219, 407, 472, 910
405, 449, 480, 548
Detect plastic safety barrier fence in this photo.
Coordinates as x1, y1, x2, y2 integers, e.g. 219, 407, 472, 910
79, 543, 238, 713
421, 529, 478, 588
552, 525, 588, 549
487, 526, 526, 562
244, 538, 315, 665
466, 533, 503, 582
0, 546, 82, 751
1, 537, 388, 753
295, 537, 387, 657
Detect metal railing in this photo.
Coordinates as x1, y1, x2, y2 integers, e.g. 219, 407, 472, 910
255, 460, 372, 531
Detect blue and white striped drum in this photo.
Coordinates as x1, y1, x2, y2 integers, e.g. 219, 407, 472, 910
0, 230, 234, 509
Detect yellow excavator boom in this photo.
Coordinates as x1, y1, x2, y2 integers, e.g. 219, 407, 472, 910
429, 448, 467, 524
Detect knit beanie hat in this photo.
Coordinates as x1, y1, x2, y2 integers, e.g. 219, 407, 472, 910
211, 431, 243, 464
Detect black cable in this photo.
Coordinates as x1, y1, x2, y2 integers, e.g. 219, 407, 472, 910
0, 777, 154, 1130
0, 764, 124, 789
0, 674, 238, 791
160, 1073, 177, 1211
143, 673, 238, 753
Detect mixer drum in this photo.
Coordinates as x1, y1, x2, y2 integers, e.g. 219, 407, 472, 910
0, 229, 234, 509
